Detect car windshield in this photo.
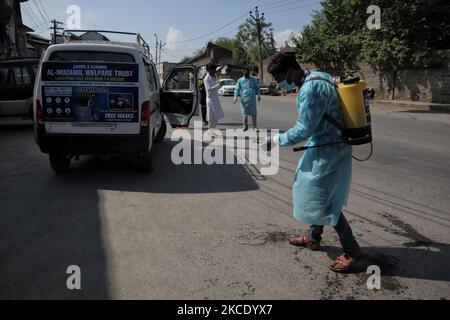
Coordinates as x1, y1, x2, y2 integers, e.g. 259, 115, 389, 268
221, 80, 235, 86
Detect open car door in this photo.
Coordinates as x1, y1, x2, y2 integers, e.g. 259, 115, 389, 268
161, 65, 198, 128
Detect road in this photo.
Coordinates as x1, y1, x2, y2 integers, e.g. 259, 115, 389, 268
0, 96, 449, 300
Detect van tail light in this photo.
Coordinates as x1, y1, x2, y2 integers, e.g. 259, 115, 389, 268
36, 99, 44, 125
141, 101, 150, 127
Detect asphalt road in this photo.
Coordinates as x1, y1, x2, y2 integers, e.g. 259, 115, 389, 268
0, 96, 449, 300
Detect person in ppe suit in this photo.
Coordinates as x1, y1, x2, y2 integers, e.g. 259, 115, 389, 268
198, 78, 208, 126
264, 53, 362, 273
278, 69, 297, 95
233, 67, 261, 131
204, 63, 225, 138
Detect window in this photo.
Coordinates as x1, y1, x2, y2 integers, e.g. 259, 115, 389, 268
21, 67, 32, 85
143, 59, 157, 92
221, 80, 235, 86
0, 67, 21, 87
0, 68, 12, 86
165, 69, 194, 91
49, 51, 135, 62
32, 65, 39, 77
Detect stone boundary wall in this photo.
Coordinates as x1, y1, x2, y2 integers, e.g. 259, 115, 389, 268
299, 60, 450, 104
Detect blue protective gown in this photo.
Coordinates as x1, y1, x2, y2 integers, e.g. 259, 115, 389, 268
234, 76, 260, 116
279, 80, 296, 92
277, 71, 353, 227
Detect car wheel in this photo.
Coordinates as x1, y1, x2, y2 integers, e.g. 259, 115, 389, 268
154, 120, 167, 144
137, 151, 153, 173
49, 153, 71, 174
27, 102, 34, 123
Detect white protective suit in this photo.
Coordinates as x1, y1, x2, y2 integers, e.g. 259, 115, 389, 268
204, 73, 225, 128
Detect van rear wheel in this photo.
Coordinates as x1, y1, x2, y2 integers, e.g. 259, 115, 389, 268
154, 120, 167, 144
137, 151, 152, 173
49, 153, 71, 174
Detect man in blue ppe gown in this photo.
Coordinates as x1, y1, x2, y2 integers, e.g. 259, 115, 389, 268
234, 67, 261, 131
266, 53, 362, 272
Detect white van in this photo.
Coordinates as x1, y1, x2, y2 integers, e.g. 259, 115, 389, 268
34, 33, 198, 173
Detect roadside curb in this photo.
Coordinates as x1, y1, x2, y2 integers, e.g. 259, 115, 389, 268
372, 100, 450, 112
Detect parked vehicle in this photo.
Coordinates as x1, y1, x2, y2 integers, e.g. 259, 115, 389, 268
267, 81, 281, 96
218, 79, 236, 96
257, 79, 269, 95
33, 31, 198, 173
0, 58, 40, 119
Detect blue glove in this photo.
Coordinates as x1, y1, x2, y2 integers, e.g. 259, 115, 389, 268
260, 134, 279, 152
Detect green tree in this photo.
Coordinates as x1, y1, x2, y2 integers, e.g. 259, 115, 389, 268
360, 0, 450, 70
294, 0, 450, 70
236, 17, 277, 67
294, 0, 368, 69
213, 37, 236, 52
213, 37, 250, 66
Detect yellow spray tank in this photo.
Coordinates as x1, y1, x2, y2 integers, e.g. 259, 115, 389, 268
338, 77, 372, 145
293, 76, 373, 161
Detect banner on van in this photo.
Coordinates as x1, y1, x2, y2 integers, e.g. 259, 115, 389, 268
41, 62, 139, 83
42, 86, 139, 123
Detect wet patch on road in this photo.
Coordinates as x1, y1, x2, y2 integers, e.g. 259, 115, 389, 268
379, 212, 434, 247
236, 223, 299, 246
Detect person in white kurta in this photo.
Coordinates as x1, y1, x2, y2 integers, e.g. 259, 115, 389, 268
203, 63, 224, 132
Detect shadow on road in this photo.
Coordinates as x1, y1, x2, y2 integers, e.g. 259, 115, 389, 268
0, 128, 259, 299
398, 109, 450, 114
64, 139, 260, 194
322, 242, 450, 282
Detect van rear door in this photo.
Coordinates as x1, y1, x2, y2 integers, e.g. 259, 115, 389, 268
161, 65, 198, 128
40, 51, 141, 135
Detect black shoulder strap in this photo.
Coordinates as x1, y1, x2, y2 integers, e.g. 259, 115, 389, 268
304, 76, 337, 88
323, 113, 344, 130
304, 77, 344, 130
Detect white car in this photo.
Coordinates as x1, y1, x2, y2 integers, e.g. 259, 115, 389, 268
218, 79, 236, 96
33, 34, 198, 173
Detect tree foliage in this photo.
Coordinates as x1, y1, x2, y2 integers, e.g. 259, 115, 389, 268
294, 0, 450, 70
180, 16, 277, 68
235, 17, 277, 67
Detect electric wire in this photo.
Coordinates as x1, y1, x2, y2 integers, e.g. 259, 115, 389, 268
32, 0, 50, 27
22, 4, 45, 33
264, 1, 320, 14
37, 0, 51, 21
24, 2, 47, 28
170, 12, 248, 44
260, 0, 305, 11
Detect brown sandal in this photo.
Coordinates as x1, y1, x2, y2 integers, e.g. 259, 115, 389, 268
288, 235, 320, 251
329, 251, 362, 273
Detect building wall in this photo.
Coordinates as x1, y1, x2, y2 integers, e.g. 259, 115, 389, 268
156, 62, 177, 84
300, 59, 450, 104
0, 0, 31, 59
189, 44, 233, 68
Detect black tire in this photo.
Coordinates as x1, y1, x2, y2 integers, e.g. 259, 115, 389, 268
49, 153, 71, 174
27, 102, 34, 123
137, 151, 153, 173
154, 120, 167, 144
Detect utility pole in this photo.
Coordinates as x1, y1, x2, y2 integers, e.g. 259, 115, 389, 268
51, 19, 64, 44
158, 41, 166, 65
250, 6, 265, 83
154, 34, 159, 64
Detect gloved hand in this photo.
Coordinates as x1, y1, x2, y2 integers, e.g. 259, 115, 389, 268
260, 134, 279, 152
233, 97, 238, 104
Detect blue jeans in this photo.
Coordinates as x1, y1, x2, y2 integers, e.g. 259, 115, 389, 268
307, 213, 360, 255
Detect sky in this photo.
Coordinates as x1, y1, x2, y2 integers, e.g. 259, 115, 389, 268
21, 0, 322, 62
